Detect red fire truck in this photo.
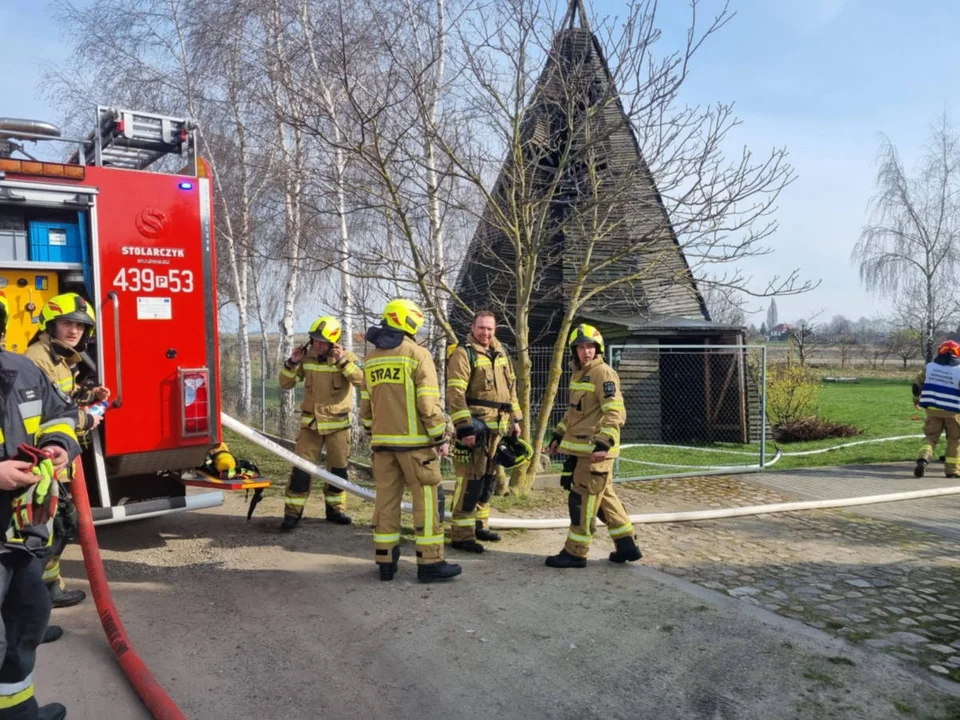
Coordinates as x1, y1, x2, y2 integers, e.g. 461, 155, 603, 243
0, 107, 250, 523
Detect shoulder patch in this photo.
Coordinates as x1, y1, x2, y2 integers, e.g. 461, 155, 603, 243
603, 381, 616, 397
18, 387, 39, 403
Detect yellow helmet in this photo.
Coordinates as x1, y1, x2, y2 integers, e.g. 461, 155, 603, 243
568, 323, 604, 354
382, 299, 425, 335
39, 293, 96, 336
0, 295, 8, 333
309, 315, 342, 344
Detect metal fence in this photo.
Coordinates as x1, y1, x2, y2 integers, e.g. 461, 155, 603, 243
220, 338, 770, 483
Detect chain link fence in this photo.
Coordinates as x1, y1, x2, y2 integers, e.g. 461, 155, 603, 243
529, 344, 769, 482
221, 337, 770, 483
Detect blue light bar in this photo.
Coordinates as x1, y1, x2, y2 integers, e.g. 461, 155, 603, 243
178, 181, 194, 190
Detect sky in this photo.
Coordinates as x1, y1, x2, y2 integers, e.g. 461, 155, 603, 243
3, 0, 959, 328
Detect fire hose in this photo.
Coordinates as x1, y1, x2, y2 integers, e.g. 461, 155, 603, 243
71, 460, 187, 720
221, 413, 960, 527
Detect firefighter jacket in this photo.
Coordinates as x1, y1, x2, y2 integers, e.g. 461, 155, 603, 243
279, 348, 363, 433
555, 357, 626, 458
0, 350, 81, 554
359, 326, 447, 451
24, 334, 97, 432
913, 357, 960, 414
446, 333, 521, 436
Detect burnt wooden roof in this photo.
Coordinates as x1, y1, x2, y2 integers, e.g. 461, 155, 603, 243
451, 6, 707, 347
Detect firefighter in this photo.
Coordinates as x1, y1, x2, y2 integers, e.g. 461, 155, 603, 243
359, 299, 461, 583
0, 295, 82, 720
912, 339, 960, 478
24, 293, 109, 612
446, 311, 522, 552
278, 315, 363, 530
545, 324, 642, 568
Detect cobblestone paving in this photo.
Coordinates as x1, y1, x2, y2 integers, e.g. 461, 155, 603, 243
610, 477, 960, 684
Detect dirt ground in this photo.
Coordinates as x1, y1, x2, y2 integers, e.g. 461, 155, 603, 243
34, 489, 960, 720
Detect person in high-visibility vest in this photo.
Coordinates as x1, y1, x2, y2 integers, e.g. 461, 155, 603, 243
359, 299, 461, 583
545, 324, 642, 568
0, 296, 82, 720
279, 315, 363, 530
25, 293, 110, 614
912, 339, 960, 478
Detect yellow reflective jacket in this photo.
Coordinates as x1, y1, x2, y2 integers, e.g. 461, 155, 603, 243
359, 335, 447, 450
446, 333, 521, 435
556, 357, 626, 458
279, 349, 363, 433
24, 334, 96, 432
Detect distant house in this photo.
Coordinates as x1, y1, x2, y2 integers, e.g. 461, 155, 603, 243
451, 2, 758, 444
770, 323, 793, 341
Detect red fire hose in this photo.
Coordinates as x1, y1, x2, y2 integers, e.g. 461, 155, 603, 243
71, 462, 187, 720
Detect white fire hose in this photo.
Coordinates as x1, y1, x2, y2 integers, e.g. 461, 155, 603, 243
222, 414, 960, 528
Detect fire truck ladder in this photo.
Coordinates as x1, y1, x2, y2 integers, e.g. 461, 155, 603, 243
68, 106, 198, 173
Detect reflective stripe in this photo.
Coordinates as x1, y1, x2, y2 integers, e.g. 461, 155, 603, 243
360, 390, 370, 400
0, 685, 34, 709
39, 417, 77, 432
23, 416, 40, 435
474, 357, 492, 367
313, 420, 352, 432
448, 379, 469, 390
585, 494, 596, 531
560, 439, 594, 453
416, 386, 440, 397
475, 507, 490, 519
599, 427, 620, 442
41, 559, 60, 583
366, 356, 418, 368
285, 497, 308, 506
947, 457, 960, 463
280, 367, 298, 379
556, 421, 567, 434
608, 524, 635, 538
372, 434, 431, 446
18, 400, 42, 419
340, 362, 359, 376
426, 422, 446, 438
494, 357, 509, 367
450, 518, 475, 527
570, 382, 595, 392
423, 486, 434, 539
450, 410, 472, 422
361, 418, 373, 428
567, 531, 592, 544
416, 534, 445, 546
374, 532, 400, 543
601, 401, 625, 411
302, 363, 338, 372
0, 676, 32, 695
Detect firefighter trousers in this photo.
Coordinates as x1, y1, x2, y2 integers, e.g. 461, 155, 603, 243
451, 434, 499, 541
919, 410, 960, 477
39, 536, 67, 590
0, 554, 51, 719
372, 447, 445, 565
563, 456, 637, 559
284, 427, 350, 517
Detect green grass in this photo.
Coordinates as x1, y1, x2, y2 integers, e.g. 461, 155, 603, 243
616, 377, 924, 479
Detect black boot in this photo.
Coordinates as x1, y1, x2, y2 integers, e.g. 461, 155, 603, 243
325, 505, 353, 526
451, 539, 484, 553
38, 703, 67, 720
475, 521, 500, 542
279, 514, 300, 531
545, 550, 586, 568
378, 547, 400, 582
47, 581, 86, 609
417, 560, 462, 583
41, 625, 63, 644
914, 458, 928, 478
608, 537, 643, 564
